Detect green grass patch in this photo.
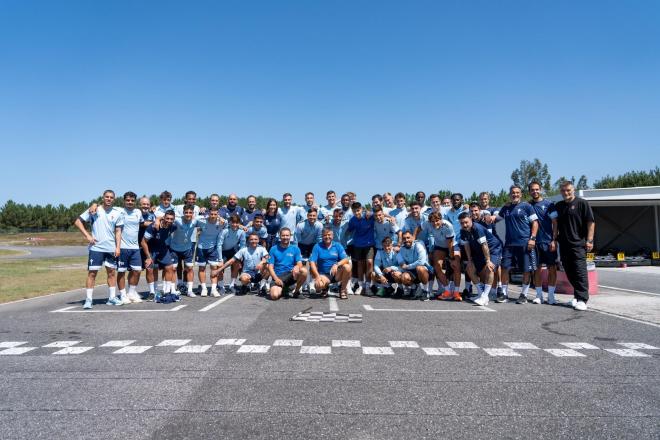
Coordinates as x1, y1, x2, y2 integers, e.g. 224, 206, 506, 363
0, 249, 28, 257
0, 232, 88, 247
0, 256, 107, 303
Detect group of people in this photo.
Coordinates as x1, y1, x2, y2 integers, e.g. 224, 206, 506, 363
75, 182, 595, 311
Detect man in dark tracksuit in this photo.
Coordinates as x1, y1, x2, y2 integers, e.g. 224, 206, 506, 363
555, 181, 595, 311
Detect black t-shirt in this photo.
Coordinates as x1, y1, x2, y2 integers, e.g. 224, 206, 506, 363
555, 197, 594, 246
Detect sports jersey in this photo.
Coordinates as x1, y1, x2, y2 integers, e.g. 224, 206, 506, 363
219, 227, 246, 251
459, 222, 502, 258
419, 219, 455, 248
247, 225, 268, 239
138, 211, 156, 244
219, 205, 245, 222
530, 199, 558, 244
294, 220, 323, 245
268, 244, 302, 275
319, 203, 337, 221
389, 207, 408, 230
174, 204, 200, 219
396, 241, 428, 269
328, 221, 350, 247
302, 204, 324, 221
347, 215, 375, 247
143, 224, 175, 254
401, 216, 424, 235
373, 220, 399, 250
234, 245, 269, 272
278, 206, 305, 232
339, 206, 353, 225
170, 218, 203, 252
497, 202, 538, 247
374, 249, 400, 276
116, 208, 144, 250
443, 207, 467, 244
263, 212, 283, 235
154, 204, 174, 218
79, 206, 122, 253
197, 220, 224, 250
310, 241, 348, 274
241, 208, 263, 226
382, 206, 394, 215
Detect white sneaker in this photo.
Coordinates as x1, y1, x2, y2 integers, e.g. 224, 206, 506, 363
309, 283, 316, 294
129, 292, 143, 303
200, 287, 208, 297
187, 291, 197, 298
569, 298, 578, 308
574, 301, 588, 311
532, 297, 542, 305
473, 295, 489, 306
120, 296, 132, 305
346, 284, 354, 295
211, 290, 221, 297
354, 285, 363, 296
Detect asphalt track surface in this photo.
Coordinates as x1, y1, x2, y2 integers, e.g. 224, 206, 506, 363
0, 245, 88, 259
0, 282, 658, 439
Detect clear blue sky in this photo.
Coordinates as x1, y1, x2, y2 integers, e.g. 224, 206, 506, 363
1, 0, 658, 205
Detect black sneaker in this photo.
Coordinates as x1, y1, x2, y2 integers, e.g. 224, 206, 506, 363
394, 286, 404, 297
495, 294, 507, 303
259, 285, 268, 296
236, 285, 248, 296
516, 294, 527, 304
496, 286, 503, 297
370, 285, 378, 294
385, 286, 395, 296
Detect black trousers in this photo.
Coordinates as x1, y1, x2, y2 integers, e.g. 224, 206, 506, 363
559, 244, 589, 303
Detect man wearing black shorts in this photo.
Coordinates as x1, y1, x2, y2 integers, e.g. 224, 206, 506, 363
267, 228, 307, 300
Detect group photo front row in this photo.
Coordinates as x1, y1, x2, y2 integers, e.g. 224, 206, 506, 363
75, 182, 595, 311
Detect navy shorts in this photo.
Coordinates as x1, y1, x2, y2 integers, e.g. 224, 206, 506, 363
222, 248, 237, 262
433, 246, 450, 253
473, 252, 502, 274
243, 270, 263, 283
172, 248, 194, 267
151, 250, 176, 268
195, 248, 220, 266
88, 250, 117, 271
118, 248, 142, 272
536, 243, 558, 266
276, 271, 297, 288
502, 246, 537, 272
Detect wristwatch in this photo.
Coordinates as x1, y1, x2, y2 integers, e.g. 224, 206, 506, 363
586, 239, 594, 244
529, 236, 536, 241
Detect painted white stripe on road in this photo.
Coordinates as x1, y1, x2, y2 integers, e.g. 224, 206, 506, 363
617, 342, 658, 350
236, 345, 270, 353
422, 347, 458, 356
43, 341, 81, 348
363, 304, 495, 312
215, 338, 246, 346
332, 340, 361, 348
0, 347, 37, 355
175, 345, 211, 353
598, 285, 660, 297
605, 348, 650, 357
504, 342, 539, 350
328, 296, 339, 312
198, 294, 234, 312
169, 305, 187, 311
300, 346, 331, 354
389, 341, 419, 348
362, 347, 395, 355
50, 306, 77, 313
113, 346, 152, 354
157, 339, 192, 346
544, 349, 586, 357
483, 348, 521, 357
52, 346, 94, 355
101, 340, 135, 347
0, 342, 27, 348
560, 342, 600, 350
273, 339, 304, 346
587, 308, 660, 329
53, 306, 187, 313
446, 342, 479, 349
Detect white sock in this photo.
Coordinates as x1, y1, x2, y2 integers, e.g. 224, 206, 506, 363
535, 287, 543, 299
129, 285, 137, 295
200, 283, 207, 290
168, 281, 176, 292
483, 284, 492, 299
148, 282, 155, 294
497, 281, 502, 288
187, 282, 193, 292
211, 284, 218, 293
85, 289, 93, 301
448, 281, 455, 292
548, 285, 556, 301
521, 284, 530, 296
108, 286, 116, 299
230, 277, 236, 286
502, 284, 508, 296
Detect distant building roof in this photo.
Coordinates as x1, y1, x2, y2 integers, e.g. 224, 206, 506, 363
578, 186, 660, 206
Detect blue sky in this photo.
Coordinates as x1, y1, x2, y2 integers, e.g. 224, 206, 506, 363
0, 0, 658, 205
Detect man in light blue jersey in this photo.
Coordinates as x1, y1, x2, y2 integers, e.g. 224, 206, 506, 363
154, 190, 174, 218
443, 193, 469, 299
278, 193, 306, 238
382, 192, 395, 215
219, 193, 245, 223
174, 190, 203, 219
401, 201, 425, 239
419, 211, 455, 299
137, 196, 157, 299
218, 214, 247, 293
295, 208, 323, 260
303, 192, 325, 222
373, 207, 399, 252
528, 181, 559, 305
169, 205, 204, 297
241, 195, 263, 226
415, 191, 430, 216
496, 185, 539, 304
338, 193, 354, 225
74, 190, 122, 309
319, 190, 338, 220
394, 231, 432, 299
114, 191, 145, 305
328, 208, 350, 247
195, 207, 224, 297
247, 214, 269, 247
371, 237, 402, 297
267, 228, 307, 300
426, 194, 449, 220
388, 192, 409, 244
309, 228, 351, 298
218, 232, 269, 295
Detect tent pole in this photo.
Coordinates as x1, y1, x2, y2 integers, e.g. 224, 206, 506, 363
655, 205, 660, 252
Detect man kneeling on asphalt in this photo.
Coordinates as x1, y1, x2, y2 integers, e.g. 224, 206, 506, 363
267, 228, 307, 300
458, 212, 502, 306
309, 228, 352, 299
394, 231, 432, 300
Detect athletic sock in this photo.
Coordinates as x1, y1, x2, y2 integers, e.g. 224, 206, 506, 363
85, 289, 93, 301
187, 282, 193, 292
148, 282, 155, 294
497, 281, 502, 288
483, 284, 492, 299
119, 288, 127, 301
535, 286, 543, 299
129, 285, 138, 295
501, 284, 508, 297
476, 284, 484, 295
548, 285, 556, 302
108, 286, 116, 299
521, 283, 530, 297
